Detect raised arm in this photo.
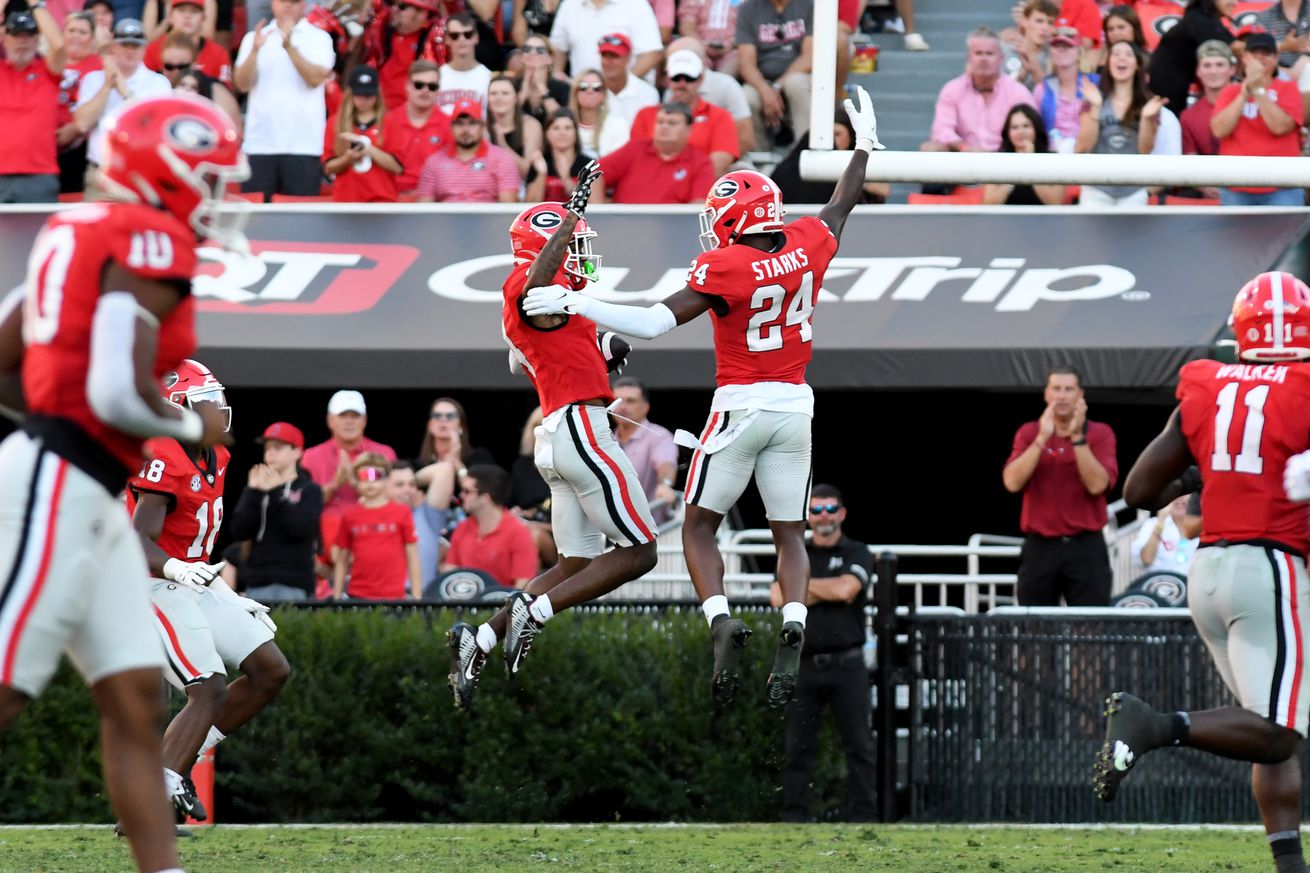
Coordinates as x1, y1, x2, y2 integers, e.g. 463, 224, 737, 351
817, 86, 881, 240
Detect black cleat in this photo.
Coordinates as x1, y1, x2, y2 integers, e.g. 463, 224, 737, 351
172, 775, 207, 822
1093, 691, 1163, 802
447, 622, 487, 711
710, 617, 752, 706
504, 591, 544, 677
766, 621, 805, 708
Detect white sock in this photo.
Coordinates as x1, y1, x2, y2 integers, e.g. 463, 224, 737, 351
476, 623, 498, 653
163, 767, 183, 796
781, 601, 808, 627
197, 726, 226, 760
702, 594, 730, 627
528, 593, 554, 624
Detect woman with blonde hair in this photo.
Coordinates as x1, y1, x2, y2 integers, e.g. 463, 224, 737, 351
324, 64, 401, 202
488, 74, 543, 179
570, 68, 629, 158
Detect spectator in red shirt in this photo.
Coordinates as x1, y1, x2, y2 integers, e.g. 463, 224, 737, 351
1181, 39, 1234, 158
440, 465, 539, 589
0, 7, 67, 203
144, 0, 232, 86
630, 49, 738, 174
416, 98, 522, 201
371, 0, 442, 111
302, 389, 400, 519
324, 64, 401, 202
599, 101, 716, 203
1211, 30, 1305, 206
55, 11, 101, 195
333, 453, 422, 600
381, 60, 451, 195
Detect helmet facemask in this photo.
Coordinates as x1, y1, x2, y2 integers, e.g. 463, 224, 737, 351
564, 225, 601, 283
174, 384, 232, 433
159, 145, 252, 254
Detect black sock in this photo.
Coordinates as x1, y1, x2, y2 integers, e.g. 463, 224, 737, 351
1270, 832, 1307, 873
1169, 711, 1190, 747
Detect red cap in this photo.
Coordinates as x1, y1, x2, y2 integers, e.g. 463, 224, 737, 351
258, 422, 304, 450
170, 0, 203, 8
598, 32, 632, 56
451, 98, 483, 120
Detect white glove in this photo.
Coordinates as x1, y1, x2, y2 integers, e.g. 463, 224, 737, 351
523, 283, 590, 318
1286, 450, 1310, 501
206, 577, 278, 633
163, 558, 226, 592
843, 85, 885, 152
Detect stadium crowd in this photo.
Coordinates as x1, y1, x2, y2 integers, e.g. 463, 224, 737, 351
2, 0, 1308, 205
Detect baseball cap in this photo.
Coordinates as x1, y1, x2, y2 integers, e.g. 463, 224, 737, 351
451, 98, 482, 120
82, 0, 114, 10
327, 389, 367, 415
257, 422, 305, 450
4, 11, 37, 34
113, 18, 147, 44
1196, 39, 1235, 62
666, 49, 704, 80
1243, 29, 1278, 53
1050, 22, 1080, 47
171, 0, 204, 7
347, 64, 380, 96
597, 32, 632, 57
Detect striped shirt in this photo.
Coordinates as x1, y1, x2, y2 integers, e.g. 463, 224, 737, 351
415, 139, 521, 202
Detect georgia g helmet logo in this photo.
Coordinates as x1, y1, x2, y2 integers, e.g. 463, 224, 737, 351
165, 116, 219, 154
712, 179, 740, 198
529, 211, 563, 231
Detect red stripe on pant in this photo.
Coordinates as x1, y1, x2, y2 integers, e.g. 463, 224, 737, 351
683, 412, 721, 501
2, 460, 68, 685
1284, 552, 1304, 731
577, 406, 655, 542
153, 604, 203, 679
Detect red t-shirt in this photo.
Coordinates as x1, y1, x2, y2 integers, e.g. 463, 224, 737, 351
1177, 359, 1310, 556
1215, 81, 1304, 193
1180, 96, 1218, 156
144, 36, 233, 87
323, 113, 399, 202
381, 108, 451, 192
0, 57, 62, 174
598, 139, 716, 204
127, 440, 230, 565
56, 54, 103, 129
444, 511, 538, 586
685, 216, 837, 388
379, 31, 423, 111
23, 203, 197, 476
335, 501, 417, 599
1007, 421, 1118, 537
630, 99, 740, 162
301, 437, 399, 518
502, 261, 614, 416
1060, 0, 1103, 47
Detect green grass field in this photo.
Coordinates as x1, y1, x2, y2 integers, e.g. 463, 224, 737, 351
0, 824, 1277, 872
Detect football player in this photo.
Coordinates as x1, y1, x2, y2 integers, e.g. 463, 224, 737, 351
127, 361, 290, 823
522, 87, 883, 708
1100, 272, 1310, 873
445, 165, 658, 710
0, 94, 246, 873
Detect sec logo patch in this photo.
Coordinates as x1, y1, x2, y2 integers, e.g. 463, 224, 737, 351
190, 474, 203, 492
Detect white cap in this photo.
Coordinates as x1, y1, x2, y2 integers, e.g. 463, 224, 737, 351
328, 389, 367, 416
666, 49, 704, 80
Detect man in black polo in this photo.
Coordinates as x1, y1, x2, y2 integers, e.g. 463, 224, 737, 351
772, 482, 876, 822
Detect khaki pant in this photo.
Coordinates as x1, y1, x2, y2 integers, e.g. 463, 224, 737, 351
744, 72, 813, 151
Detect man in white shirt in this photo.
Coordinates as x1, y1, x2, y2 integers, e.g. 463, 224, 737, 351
550, 0, 662, 79
596, 33, 658, 124
233, 0, 335, 197
436, 13, 493, 115
666, 35, 754, 155
74, 18, 172, 192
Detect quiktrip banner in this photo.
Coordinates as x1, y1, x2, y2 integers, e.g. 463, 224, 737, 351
0, 204, 1305, 390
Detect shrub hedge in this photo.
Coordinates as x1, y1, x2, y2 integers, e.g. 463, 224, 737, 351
0, 607, 854, 823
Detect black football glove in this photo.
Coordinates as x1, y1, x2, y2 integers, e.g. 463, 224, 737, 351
567, 160, 602, 217
598, 331, 630, 374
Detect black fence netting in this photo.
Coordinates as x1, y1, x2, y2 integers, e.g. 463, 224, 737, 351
907, 612, 1298, 823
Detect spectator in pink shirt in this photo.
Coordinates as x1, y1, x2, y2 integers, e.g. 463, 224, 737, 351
678, 0, 740, 74
416, 98, 521, 201
611, 377, 678, 523
922, 26, 1038, 152
301, 389, 399, 519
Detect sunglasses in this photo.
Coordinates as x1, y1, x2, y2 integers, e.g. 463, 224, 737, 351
670, 74, 697, 83
809, 503, 842, 515
446, 28, 475, 39
598, 35, 626, 46
577, 82, 603, 92
522, 44, 549, 54
357, 467, 387, 482
459, 486, 482, 495
430, 410, 459, 421
410, 80, 439, 90
163, 61, 192, 71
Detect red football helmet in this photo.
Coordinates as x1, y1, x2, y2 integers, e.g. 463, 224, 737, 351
98, 94, 250, 251
508, 203, 600, 286
161, 359, 231, 432
698, 170, 784, 252
1231, 271, 1310, 362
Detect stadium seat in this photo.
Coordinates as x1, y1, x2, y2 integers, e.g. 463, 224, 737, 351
1128, 570, 1187, 606
1161, 195, 1220, 207
233, 191, 266, 203
270, 194, 333, 203
907, 187, 985, 205
424, 568, 517, 604
56, 193, 83, 203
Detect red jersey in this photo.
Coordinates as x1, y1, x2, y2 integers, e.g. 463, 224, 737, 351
335, 501, 416, 599
126, 439, 230, 565
502, 262, 613, 417
685, 215, 838, 388
323, 113, 399, 202
1177, 359, 1310, 555
381, 108, 451, 192
23, 203, 198, 476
